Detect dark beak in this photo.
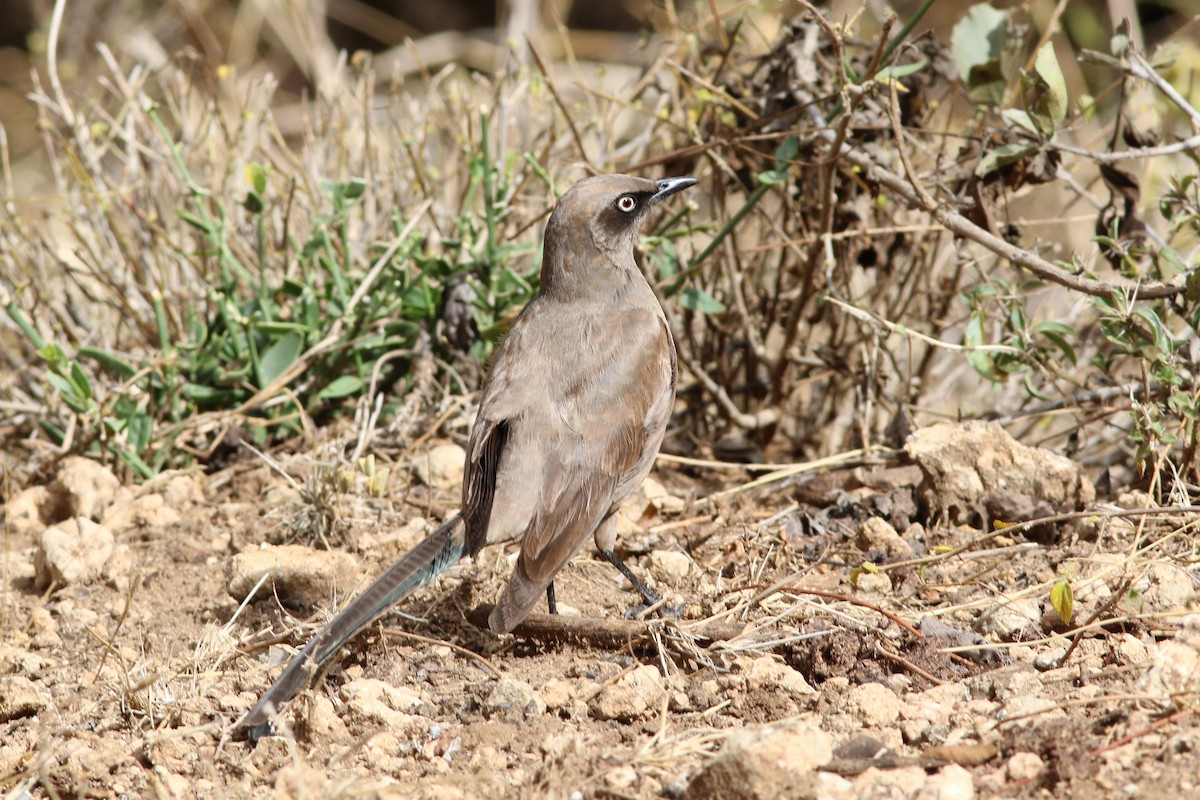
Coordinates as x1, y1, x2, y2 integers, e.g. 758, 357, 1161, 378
649, 176, 698, 205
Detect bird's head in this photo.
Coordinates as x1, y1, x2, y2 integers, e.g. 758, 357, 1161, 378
540, 174, 697, 292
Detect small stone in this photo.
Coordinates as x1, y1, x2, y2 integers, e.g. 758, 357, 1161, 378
854, 571, 892, 595
605, 765, 639, 791
35, 517, 115, 589
979, 598, 1041, 641
101, 490, 181, 532
485, 677, 546, 718
1138, 640, 1200, 699
4, 486, 52, 536
0, 675, 48, 721
226, 544, 360, 603
340, 678, 427, 734
541, 679, 576, 711
920, 763, 974, 800
414, 444, 466, 490
1007, 751, 1045, 781
856, 517, 913, 560
53, 456, 120, 521
160, 472, 205, 506
589, 665, 664, 722
646, 550, 692, 583
739, 657, 815, 697
642, 476, 685, 515
847, 682, 903, 728
687, 719, 834, 800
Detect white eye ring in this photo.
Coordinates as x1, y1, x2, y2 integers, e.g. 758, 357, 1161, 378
616, 195, 637, 213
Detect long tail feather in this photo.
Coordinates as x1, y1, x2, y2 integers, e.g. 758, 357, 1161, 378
237, 515, 466, 739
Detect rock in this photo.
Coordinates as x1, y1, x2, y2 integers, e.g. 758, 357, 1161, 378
646, 550, 693, 584
340, 678, 427, 734
4, 486, 53, 536
53, 456, 120, 521
160, 472, 205, 506
978, 597, 1041, 641
589, 665, 664, 721
485, 677, 546, 718
1007, 751, 1045, 781
1138, 640, 1200, 700
854, 571, 892, 595
414, 444, 466, 490
641, 476, 685, 515
541, 679, 576, 712
226, 544, 360, 603
855, 517, 913, 560
101, 490, 181, 532
905, 421, 1094, 524
1140, 562, 1192, 612
0, 675, 48, 721
687, 718, 833, 800
737, 656, 816, 697
851, 766, 927, 797
921, 763, 974, 800
846, 682, 903, 728
604, 764, 639, 792
34, 517, 116, 589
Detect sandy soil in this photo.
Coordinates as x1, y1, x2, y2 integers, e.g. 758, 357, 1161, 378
2, 425, 1198, 799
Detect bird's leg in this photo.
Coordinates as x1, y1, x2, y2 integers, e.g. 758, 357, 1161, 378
595, 546, 681, 623
545, 581, 557, 615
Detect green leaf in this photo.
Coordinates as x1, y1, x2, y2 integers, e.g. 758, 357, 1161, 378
78, 347, 138, 379
257, 331, 302, 387
176, 209, 213, 234
1002, 109, 1040, 134
877, 60, 927, 82
1050, 580, 1074, 625
255, 321, 312, 337
246, 163, 268, 195
963, 311, 998, 380
1032, 42, 1068, 128
679, 287, 726, 314
317, 374, 364, 400
976, 142, 1039, 178
951, 3, 1010, 103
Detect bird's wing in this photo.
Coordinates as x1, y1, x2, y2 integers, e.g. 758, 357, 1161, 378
484, 307, 672, 631
461, 416, 509, 554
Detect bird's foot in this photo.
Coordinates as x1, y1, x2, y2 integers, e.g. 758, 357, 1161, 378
624, 599, 685, 621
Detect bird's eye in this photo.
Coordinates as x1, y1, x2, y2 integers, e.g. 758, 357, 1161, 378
616, 195, 637, 213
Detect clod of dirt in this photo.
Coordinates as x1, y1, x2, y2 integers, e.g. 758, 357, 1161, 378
855, 516, 914, 560
34, 517, 119, 589
641, 475, 685, 515
226, 544, 361, 604
646, 549, 693, 584
4, 486, 54, 536
101, 489, 181, 532
588, 664, 664, 721
51, 455, 121, 521
339, 677, 428, 736
905, 421, 1094, 525
485, 677, 546, 719
977, 597, 1042, 641
1138, 632, 1200, 701
687, 718, 834, 800
414, 443, 466, 490
0, 675, 48, 721
844, 682, 905, 728
734, 655, 816, 698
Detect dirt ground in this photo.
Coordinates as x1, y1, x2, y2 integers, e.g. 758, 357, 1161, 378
2, 420, 1199, 799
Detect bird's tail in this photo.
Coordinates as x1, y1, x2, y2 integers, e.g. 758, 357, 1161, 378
236, 514, 467, 739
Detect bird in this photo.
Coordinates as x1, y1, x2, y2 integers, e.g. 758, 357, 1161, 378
237, 173, 697, 740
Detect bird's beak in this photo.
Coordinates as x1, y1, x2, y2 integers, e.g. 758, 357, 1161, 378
649, 176, 698, 206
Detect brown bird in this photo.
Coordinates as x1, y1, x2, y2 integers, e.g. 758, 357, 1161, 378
239, 173, 697, 739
